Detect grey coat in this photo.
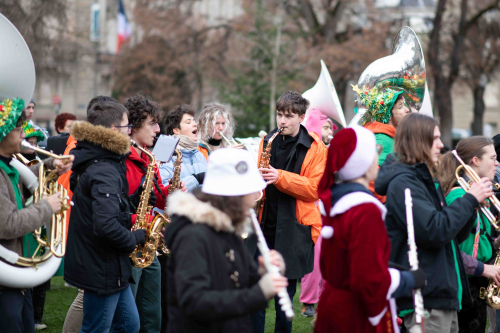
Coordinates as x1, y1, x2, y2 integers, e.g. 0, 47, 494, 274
0, 158, 54, 258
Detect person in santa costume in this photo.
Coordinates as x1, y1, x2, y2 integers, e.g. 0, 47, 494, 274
315, 125, 425, 333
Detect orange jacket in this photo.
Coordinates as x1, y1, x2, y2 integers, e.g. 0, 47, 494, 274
365, 122, 396, 204
58, 135, 77, 239
257, 131, 327, 244
197, 145, 209, 161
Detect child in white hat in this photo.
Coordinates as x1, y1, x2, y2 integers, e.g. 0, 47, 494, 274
164, 148, 287, 333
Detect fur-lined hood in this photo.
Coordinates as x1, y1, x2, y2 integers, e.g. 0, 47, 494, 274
70, 121, 130, 155
167, 191, 249, 236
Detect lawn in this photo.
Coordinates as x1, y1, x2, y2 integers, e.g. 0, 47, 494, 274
43, 277, 315, 333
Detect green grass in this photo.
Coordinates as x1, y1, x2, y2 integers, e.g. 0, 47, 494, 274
43, 277, 314, 332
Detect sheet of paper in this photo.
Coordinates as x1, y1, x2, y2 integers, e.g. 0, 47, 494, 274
152, 135, 180, 162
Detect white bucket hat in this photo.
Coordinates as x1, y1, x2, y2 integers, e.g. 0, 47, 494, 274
202, 148, 267, 196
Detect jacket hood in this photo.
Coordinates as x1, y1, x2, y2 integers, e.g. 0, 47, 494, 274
166, 191, 249, 237
70, 121, 130, 173
365, 121, 396, 138
265, 124, 323, 150
374, 153, 430, 196
71, 121, 130, 155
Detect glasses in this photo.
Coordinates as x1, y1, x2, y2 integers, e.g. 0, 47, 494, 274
115, 125, 133, 132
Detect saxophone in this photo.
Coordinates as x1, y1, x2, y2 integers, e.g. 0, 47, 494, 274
479, 252, 500, 309
254, 128, 282, 219
130, 140, 169, 268
158, 150, 183, 255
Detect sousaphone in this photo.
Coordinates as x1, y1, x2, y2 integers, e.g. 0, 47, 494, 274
349, 26, 433, 126
303, 60, 347, 128
0, 13, 64, 288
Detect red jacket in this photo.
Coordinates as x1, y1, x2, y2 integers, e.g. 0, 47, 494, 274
316, 194, 397, 333
126, 146, 169, 224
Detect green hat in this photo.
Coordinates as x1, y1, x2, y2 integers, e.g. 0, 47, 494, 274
0, 98, 25, 142
23, 122, 45, 142
352, 85, 404, 125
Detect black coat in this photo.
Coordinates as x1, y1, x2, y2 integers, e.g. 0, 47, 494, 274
46, 132, 70, 156
64, 121, 138, 295
375, 154, 479, 311
164, 192, 268, 333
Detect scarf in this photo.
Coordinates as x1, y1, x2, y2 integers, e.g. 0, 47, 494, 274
174, 134, 199, 151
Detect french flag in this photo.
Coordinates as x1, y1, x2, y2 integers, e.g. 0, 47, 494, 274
117, 0, 131, 54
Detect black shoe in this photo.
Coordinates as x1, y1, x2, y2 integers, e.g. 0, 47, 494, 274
301, 303, 315, 317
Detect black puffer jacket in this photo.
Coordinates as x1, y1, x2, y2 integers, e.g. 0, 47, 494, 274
375, 154, 479, 311
64, 121, 139, 295
164, 191, 268, 333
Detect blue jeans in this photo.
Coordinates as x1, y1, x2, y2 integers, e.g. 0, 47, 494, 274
130, 255, 161, 333
250, 235, 297, 333
81, 285, 139, 333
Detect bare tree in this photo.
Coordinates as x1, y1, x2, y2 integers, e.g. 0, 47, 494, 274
460, 14, 500, 135
428, 0, 500, 144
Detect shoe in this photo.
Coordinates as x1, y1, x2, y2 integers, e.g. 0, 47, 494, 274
301, 303, 315, 317
35, 323, 47, 330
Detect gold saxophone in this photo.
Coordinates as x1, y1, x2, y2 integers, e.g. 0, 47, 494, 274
157, 150, 183, 255
254, 128, 282, 220
130, 140, 169, 268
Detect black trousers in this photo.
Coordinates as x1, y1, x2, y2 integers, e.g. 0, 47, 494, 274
32, 279, 50, 324
158, 253, 169, 333
0, 288, 35, 333
458, 276, 489, 333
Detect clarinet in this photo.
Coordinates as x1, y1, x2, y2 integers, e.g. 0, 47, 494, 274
405, 188, 426, 330
249, 209, 294, 320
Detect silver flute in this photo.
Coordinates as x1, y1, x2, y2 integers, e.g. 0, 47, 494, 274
249, 209, 294, 320
405, 188, 425, 327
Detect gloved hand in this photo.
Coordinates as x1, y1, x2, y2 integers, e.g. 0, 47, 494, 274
193, 172, 205, 185
133, 229, 147, 246
410, 268, 426, 290
148, 189, 157, 207
129, 186, 145, 209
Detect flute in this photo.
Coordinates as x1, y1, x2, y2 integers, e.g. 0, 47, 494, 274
249, 209, 294, 320
405, 188, 425, 330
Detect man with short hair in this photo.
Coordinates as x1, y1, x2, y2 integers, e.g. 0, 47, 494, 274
248, 90, 327, 333
160, 104, 207, 192
0, 97, 73, 333
124, 94, 186, 333
64, 101, 147, 333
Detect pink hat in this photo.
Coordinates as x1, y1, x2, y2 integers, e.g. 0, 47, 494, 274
304, 109, 337, 138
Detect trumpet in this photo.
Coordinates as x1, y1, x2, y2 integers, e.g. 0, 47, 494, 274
452, 150, 500, 230
219, 131, 242, 147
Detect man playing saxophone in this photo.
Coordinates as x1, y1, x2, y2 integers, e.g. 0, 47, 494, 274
247, 91, 327, 333
438, 136, 500, 333
0, 105, 73, 333
124, 94, 186, 333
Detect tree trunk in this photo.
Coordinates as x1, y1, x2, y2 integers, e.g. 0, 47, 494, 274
471, 85, 486, 135
269, 3, 283, 131
433, 76, 453, 146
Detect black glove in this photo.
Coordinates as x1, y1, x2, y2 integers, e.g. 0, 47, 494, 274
133, 229, 147, 246
148, 189, 157, 207
193, 172, 205, 185
410, 268, 426, 290
129, 186, 145, 209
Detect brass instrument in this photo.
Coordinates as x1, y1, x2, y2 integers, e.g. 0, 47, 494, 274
130, 140, 169, 268
451, 150, 500, 230
158, 150, 183, 255
21, 140, 72, 258
254, 128, 282, 219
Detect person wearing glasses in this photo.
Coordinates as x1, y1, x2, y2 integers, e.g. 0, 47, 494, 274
64, 101, 147, 333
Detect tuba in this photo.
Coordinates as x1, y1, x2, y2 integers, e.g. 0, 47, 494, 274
302, 60, 347, 128
0, 13, 71, 289
350, 26, 433, 126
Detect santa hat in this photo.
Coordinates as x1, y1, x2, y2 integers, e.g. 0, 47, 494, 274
318, 125, 376, 210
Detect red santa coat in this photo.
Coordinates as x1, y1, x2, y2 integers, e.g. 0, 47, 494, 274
126, 146, 169, 224
316, 192, 399, 333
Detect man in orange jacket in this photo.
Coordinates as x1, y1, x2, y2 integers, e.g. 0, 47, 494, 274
248, 91, 327, 333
